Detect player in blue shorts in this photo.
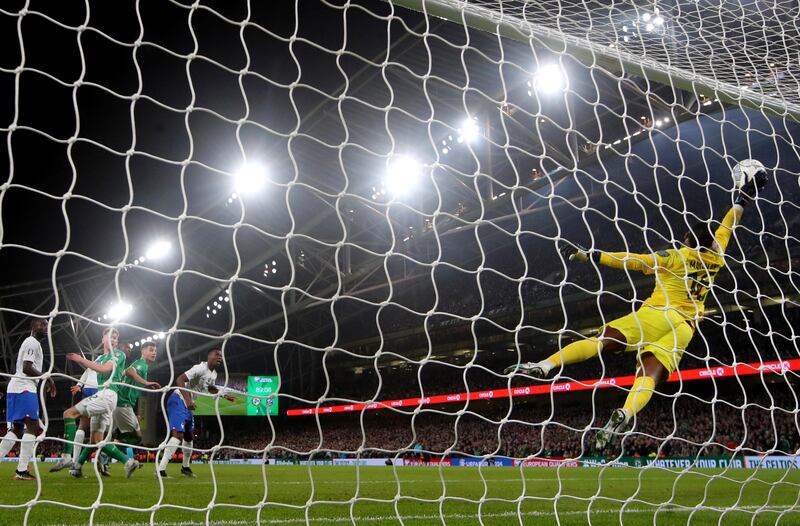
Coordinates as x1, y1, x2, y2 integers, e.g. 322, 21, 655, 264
157, 349, 234, 478
0, 318, 56, 480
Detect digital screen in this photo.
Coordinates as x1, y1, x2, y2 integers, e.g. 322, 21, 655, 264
246, 375, 279, 416
193, 375, 278, 416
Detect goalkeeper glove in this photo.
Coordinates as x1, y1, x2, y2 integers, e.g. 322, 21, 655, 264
734, 168, 769, 206
559, 242, 591, 263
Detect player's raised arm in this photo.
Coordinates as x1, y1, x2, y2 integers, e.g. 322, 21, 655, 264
714, 161, 770, 254
66, 353, 114, 374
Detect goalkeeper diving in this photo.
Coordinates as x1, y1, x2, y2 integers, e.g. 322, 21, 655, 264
506, 162, 770, 449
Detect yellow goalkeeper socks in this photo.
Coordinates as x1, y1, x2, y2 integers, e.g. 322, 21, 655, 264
543, 339, 601, 372
622, 375, 656, 421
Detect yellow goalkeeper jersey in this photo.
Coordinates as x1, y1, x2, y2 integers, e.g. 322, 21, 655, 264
597, 206, 741, 318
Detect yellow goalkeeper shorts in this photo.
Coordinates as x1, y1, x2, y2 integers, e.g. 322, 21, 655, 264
604, 304, 695, 374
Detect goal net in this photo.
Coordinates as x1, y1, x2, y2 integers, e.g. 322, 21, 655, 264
1, 0, 799, 524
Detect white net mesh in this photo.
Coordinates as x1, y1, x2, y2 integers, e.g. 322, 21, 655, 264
412, 0, 800, 116
0, 0, 799, 524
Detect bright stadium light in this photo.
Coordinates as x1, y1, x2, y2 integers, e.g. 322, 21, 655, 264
107, 301, 133, 321
384, 155, 422, 197
533, 63, 565, 94
457, 118, 481, 143
234, 162, 267, 195
145, 240, 171, 260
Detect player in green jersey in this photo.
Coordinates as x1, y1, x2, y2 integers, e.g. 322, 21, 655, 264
62, 328, 157, 479
108, 342, 159, 469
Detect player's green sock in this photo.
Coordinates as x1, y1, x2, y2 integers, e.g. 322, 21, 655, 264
76, 444, 96, 466
64, 419, 77, 456
546, 339, 601, 368
102, 444, 130, 464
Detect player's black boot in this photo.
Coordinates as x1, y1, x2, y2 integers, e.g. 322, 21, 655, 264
181, 467, 197, 478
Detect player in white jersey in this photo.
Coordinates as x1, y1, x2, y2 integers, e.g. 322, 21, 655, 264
0, 318, 56, 480
157, 349, 234, 478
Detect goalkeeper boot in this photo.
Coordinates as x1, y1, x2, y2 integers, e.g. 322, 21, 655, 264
50, 456, 73, 472
595, 409, 629, 450
504, 361, 549, 378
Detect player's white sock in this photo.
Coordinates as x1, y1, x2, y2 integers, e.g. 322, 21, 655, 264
158, 437, 181, 472
72, 429, 86, 464
181, 441, 192, 468
18, 433, 35, 472
0, 430, 19, 459
539, 359, 556, 375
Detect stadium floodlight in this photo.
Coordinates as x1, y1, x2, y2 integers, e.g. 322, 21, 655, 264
457, 118, 481, 143
533, 63, 565, 94
234, 162, 267, 195
107, 301, 133, 321
384, 155, 422, 197
145, 240, 171, 260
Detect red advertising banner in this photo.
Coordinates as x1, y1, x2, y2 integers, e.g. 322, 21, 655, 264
286, 359, 800, 416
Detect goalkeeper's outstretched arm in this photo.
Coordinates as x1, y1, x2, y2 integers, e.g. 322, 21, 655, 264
715, 163, 769, 253
560, 161, 769, 269
560, 243, 659, 274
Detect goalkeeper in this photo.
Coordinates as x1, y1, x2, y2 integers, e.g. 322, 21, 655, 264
506, 165, 769, 449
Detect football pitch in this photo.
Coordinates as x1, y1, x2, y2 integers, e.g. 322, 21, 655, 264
193, 392, 250, 416
1, 463, 799, 525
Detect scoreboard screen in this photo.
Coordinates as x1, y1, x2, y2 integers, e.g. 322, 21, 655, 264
193, 375, 279, 416
246, 376, 279, 416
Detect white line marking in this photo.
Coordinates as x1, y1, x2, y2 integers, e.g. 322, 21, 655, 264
44, 505, 800, 526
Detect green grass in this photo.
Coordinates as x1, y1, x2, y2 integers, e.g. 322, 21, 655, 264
1, 463, 799, 525
193, 392, 278, 416
193, 393, 248, 416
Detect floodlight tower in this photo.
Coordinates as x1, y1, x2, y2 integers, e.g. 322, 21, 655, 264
532, 61, 578, 169
145, 240, 171, 261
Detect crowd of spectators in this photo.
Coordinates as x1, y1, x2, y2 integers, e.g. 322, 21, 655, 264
192, 386, 800, 462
